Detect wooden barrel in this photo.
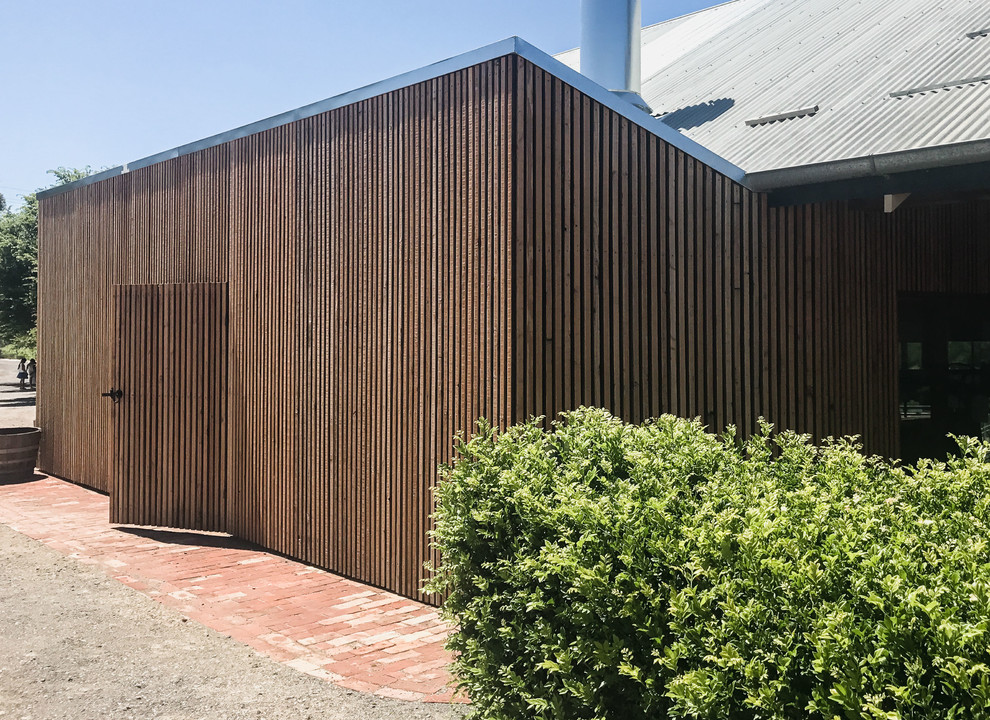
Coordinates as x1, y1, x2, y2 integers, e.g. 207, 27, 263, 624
0, 427, 41, 483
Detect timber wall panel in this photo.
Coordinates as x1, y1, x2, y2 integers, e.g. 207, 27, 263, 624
222, 58, 516, 600
40, 58, 515, 601
38, 52, 990, 603
509, 58, 990, 458
888, 202, 990, 295
38, 147, 230, 493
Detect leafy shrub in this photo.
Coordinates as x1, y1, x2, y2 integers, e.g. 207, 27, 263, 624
427, 408, 990, 719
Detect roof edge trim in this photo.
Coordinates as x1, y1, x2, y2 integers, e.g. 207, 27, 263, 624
38, 36, 745, 201
512, 38, 745, 182
744, 139, 990, 191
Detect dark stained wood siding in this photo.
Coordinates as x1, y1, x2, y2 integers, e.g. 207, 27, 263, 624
37, 53, 990, 602
888, 201, 990, 295
509, 58, 990, 458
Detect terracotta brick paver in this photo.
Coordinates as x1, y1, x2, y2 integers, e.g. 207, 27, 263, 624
0, 475, 465, 704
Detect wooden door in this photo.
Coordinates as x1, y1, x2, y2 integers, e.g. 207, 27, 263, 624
111, 283, 228, 531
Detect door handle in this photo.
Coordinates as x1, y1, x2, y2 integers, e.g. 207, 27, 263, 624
101, 388, 123, 403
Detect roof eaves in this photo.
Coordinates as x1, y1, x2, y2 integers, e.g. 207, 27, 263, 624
38, 37, 745, 201
744, 138, 990, 192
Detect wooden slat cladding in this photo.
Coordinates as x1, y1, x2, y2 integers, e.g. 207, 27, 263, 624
37, 175, 128, 493
37, 52, 990, 603
111, 283, 228, 530
40, 57, 515, 602
886, 201, 990, 295
224, 59, 515, 600
37, 147, 230, 493
510, 58, 989, 458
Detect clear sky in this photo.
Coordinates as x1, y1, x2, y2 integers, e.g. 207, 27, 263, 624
0, 0, 721, 208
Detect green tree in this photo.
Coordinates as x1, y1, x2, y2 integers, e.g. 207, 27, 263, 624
0, 195, 39, 340
46, 166, 94, 186
0, 167, 95, 347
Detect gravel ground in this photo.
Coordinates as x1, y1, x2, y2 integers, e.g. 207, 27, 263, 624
0, 357, 36, 428
0, 522, 466, 720
0, 353, 467, 719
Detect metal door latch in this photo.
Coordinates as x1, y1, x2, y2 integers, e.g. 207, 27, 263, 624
101, 388, 123, 403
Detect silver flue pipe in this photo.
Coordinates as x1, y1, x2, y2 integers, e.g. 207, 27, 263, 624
580, 0, 649, 111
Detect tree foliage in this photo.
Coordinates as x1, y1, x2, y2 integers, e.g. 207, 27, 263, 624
0, 194, 39, 339
429, 409, 990, 719
0, 167, 94, 344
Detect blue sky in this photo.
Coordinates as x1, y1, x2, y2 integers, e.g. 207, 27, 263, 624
0, 0, 720, 208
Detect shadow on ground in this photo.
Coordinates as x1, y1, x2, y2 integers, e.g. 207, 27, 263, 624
0, 380, 36, 403
116, 526, 257, 551
0, 473, 48, 487
0, 397, 36, 408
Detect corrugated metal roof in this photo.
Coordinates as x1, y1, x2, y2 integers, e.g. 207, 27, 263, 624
557, 0, 990, 176
557, 0, 774, 77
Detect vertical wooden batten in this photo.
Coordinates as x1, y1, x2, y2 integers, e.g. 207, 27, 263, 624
36, 53, 990, 603
111, 283, 228, 530
508, 58, 990, 459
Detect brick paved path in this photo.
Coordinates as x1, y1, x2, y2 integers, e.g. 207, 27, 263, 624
0, 475, 463, 704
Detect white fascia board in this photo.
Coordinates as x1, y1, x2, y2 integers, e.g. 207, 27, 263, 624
38, 36, 746, 200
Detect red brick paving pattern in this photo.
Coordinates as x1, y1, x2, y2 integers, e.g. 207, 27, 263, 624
0, 475, 464, 704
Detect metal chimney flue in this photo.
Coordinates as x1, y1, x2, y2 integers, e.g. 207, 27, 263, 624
581, 0, 648, 111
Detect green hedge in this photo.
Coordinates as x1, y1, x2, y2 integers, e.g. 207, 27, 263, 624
427, 408, 990, 719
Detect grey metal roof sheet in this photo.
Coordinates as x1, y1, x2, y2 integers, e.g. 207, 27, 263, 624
43, 1, 990, 201
558, 0, 990, 177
